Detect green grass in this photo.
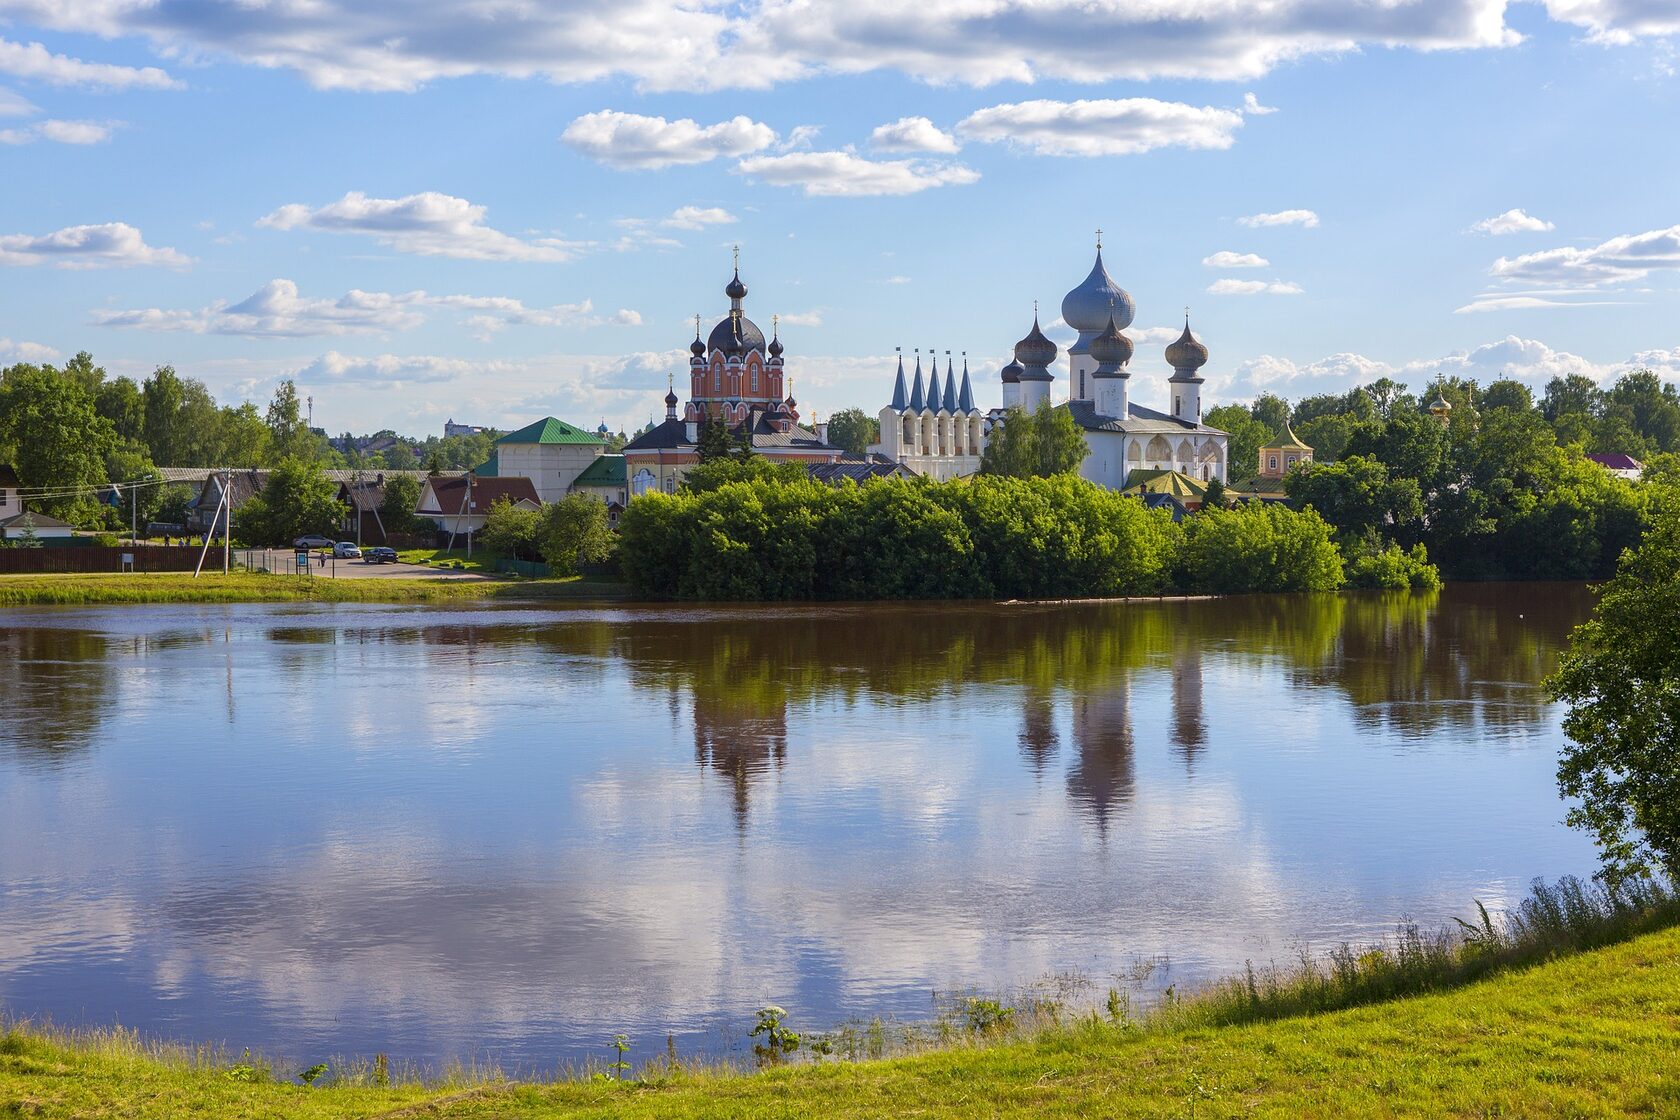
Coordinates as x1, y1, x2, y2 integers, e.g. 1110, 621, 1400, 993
4, 879, 1679, 1118
0, 571, 630, 605
395, 547, 497, 573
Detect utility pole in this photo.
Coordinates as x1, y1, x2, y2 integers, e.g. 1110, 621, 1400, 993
223, 469, 231, 575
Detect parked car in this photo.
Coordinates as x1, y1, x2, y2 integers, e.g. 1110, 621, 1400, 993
363, 547, 398, 564
293, 534, 334, 549
333, 541, 363, 559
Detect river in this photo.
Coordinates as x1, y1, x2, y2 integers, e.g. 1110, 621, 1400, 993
0, 583, 1598, 1070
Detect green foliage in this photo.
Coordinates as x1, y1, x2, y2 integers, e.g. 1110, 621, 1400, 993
265, 380, 316, 462
1285, 455, 1424, 546
1345, 542, 1442, 591
1549, 502, 1680, 883
94, 376, 145, 443
480, 498, 543, 561
607, 1035, 631, 1082
1179, 503, 1345, 594
825, 407, 880, 456
963, 998, 1016, 1035
695, 417, 736, 462
979, 400, 1089, 479
380, 475, 424, 535
538, 492, 616, 576
298, 1063, 328, 1087
235, 460, 346, 546
682, 456, 807, 494
104, 447, 165, 529
156, 484, 195, 528
750, 1006, 800, 1066
620, 474, 1185, 601
0, 362, 116, 523
1203, 404, 1273, 484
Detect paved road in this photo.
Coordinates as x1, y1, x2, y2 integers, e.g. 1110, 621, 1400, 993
239, 549, 494, 580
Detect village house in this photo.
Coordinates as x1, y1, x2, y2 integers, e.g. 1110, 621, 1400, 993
0, 467, 77, 541
415, 474, 542, 541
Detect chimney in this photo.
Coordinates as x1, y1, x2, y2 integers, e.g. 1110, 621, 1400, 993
685, 421, 698, 443
816, 421, 829, 445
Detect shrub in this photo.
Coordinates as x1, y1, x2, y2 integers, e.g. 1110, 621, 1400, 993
1345, 542, 1442, 591
1178, 502, 1344, 594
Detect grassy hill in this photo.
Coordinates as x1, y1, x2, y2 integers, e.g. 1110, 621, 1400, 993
5, 914, 1678, 1119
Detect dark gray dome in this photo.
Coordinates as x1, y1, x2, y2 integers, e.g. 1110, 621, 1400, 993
1165, 319, 1209, 372
1061, 248, 1135, 333
707, 312, 766, 357
1014, 316, 1058, 368
1001, 359, 1022, 384
768, 333, 783, 358
690, 334, 706, 357
725, 269, 747, 300
1090, 315, 1133, 370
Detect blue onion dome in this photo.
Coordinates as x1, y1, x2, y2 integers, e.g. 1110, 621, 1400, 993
1089, 314, 1134, 369
1165, 318, 1209, 372
597, 419, 610, 435
1061, 248, 1135, 333
1014, 315, 1058, 367
1001, 358, 1023, 384
725, 268, 747, 300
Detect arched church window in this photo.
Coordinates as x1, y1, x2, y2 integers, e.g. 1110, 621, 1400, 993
752, 368, 759, 393
631, 468, 656, 497
713, 368, 721, 393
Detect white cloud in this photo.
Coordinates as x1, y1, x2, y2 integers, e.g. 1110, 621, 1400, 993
778, 124, 823, 151
258, 192, 588, 262
561, 111, 775, 169
1468, 208, 1555, 235
1238, 209, 1319, 228
1454, 293, 1634, 313
0, 37, 179, 90
870, 116, 959, 153
296, 352, 491, 386
884, 275, 911, 284
1207, 278, 1303, 295
734, 151, 979, 197
94, 279, 639, 339
1203, 251, 1269, 269
956, 98, 1243, 157
0, 118, 115, 145
0, 336, 59, 362
0, 222, 189, 269
663, 206, 737, 230
1242, 92, 1278, 115
1490, 224, 1680, 287
0, 86, 35, 116
778, 311, 822, 327
1541, 0, 1680, 43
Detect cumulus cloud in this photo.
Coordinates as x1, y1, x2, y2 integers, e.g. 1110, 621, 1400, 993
1238, 209, 1319, 228
1541, 0, 1680, 43
663, 206, 737, 230
1242, 92, 1278, 115
93, 279, 639, 339
870, 116, 960, 153
1489, 223, 1680, 287
0, 37, 179, 90
1208, 278, 1303, 295
956, 98, 1243, 157
0, 336, 59, 362
0, 222, 189, 268
561, 111, 775, 169
778, 311, 822, 327
1468, 208, 1555, 235
1203, 251, 1269, 268
296, 352, 491, 386
734, 151, 979, 197
28, 1, 1671, 94
258, 192, 588, 262
0, 118, 115, 144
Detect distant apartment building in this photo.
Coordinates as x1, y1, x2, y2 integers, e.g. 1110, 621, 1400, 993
445, 419, 493, 439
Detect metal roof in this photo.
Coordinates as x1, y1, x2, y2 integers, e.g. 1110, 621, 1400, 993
497, 416, 605, 447
1064, 399, 1226, 436
574, 454, 628, 486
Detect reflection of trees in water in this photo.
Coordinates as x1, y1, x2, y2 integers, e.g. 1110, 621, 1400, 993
0, 627, 112, 765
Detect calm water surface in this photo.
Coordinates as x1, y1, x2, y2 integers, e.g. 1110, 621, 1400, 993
0, 584, 1598, 1068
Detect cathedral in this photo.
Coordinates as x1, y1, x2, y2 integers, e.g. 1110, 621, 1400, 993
874, 241, 1230, 487
623, 256, 843, 495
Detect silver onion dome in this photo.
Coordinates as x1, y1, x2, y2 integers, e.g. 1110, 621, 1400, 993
1014, 315, 1058, 369
1089, 314, 1134, 371
1061, 247, 1135, 333
1165, 317, 1209, 373
1000, 359, 1023, 384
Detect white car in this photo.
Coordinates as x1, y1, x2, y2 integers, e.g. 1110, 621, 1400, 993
332, 541, 363, 559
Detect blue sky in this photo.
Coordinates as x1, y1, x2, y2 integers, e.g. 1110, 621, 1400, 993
1, 1, 1677, 437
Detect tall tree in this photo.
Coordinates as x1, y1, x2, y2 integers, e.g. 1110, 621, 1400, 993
266, 380, 316, 462
142, 365, 187, 465
825, 407, 880, 456
95, 376, 145, 443
0, 365, 115, 523
980, 402, 1088, 479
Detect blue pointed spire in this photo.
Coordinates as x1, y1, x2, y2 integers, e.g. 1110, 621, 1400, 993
907, 350, 926, 412
889, 349, 908, 411
958, 355, 975, 413
925, 359, 943, 413
942, 355, 958, 412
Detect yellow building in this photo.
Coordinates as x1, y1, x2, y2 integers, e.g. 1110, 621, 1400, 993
1257, 423, 1313, 479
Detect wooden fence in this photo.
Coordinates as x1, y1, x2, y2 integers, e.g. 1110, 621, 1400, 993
0, 545, 206, 574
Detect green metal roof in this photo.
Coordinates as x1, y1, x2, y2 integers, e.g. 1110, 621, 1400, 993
1262, 422, 1312, 452
471, 451, 499, 476
496, 416, 604, 446
573, 454, 626, 486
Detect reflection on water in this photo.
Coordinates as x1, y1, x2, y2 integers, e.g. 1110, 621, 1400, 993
0, 584, 1596, 1068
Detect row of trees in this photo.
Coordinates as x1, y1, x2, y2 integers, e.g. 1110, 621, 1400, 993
619, 473, 1346, 602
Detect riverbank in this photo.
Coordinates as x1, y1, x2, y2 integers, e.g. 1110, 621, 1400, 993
5, 884, 1677, 1119
0, 571, 634, 605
